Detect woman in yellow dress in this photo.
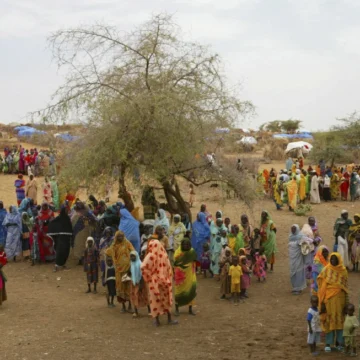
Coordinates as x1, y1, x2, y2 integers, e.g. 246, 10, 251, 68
286, 177, 298, 211
318, 252, 349, 352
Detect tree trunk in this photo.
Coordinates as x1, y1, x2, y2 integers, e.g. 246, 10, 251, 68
161, 178, 192, 223
118, 163, 135, 212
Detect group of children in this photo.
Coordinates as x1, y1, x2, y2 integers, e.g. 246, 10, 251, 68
306, 295, 359, 357
199, 240, 267, 304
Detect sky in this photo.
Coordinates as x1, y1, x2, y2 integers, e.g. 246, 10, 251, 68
1, 0, 360, 130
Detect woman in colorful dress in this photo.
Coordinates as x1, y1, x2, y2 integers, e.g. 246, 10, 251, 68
340, 172, 350, 201
318, 252, 349, 352
141, 238, 177, 326
191, 212, 211, 263
311, 245, 329, 295
105, 231, 134, 312
14, 174, 26, 206
174, 238, 197, 316
99, 227, 114, 280
26, 175, 38, 205
42, 177, 53, 205
259, 210, 277, 272
2, 206, 22, 261
34, 202, 55, 262
168, 214, 187, 252
0, 202, 7, 247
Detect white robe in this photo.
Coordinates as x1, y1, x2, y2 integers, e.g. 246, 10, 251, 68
337, 236, 350, 268
310, 176, 320, 204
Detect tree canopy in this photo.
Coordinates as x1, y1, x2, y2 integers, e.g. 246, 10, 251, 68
37, 14, 255, 216
260, 119, 302, 133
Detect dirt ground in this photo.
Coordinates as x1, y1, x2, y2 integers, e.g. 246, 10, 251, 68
1, 160, 359, 360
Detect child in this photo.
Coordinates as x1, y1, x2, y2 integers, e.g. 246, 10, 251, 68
189, 184, 195, 208
0, 245, 7, 306
239, 255, 251, 298
351, 234, 360, 272
129, 251, 150, 318
253, 246, 267, 282
219, 247, 232, 300
220, 230, 228, 248
228, 256, 242, 305
307, 295, 321, 356
200, 242, 212, 278
84, 237, 99, 294
251, 228, 261, 254
343, 303, 359, 356
103, 256, 116, 307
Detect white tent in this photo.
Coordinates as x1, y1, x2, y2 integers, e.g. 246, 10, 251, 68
285, 141, 313, 154
237, 136, 257, 145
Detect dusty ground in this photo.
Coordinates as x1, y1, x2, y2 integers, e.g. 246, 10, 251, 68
1, 159, 359, 360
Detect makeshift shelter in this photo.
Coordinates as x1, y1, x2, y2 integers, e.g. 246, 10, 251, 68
237, 136, 257, 145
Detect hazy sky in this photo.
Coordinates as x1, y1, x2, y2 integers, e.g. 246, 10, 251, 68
1, 0, 360, 130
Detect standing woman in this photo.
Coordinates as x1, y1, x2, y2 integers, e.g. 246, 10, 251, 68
340, 172, 350, 201
98, 227, 114, 276
26, 174, 38, 205
141, 238, 178, 326
21, 212, 32, 260
239, 214, 253, 249
168, 214, 187, 252
14, 174, 26, 206
298, 173, 306, 204
119, 208, 140, 253
288, 225, 307, 295
42, 177, 53, 205
105, 231, 134, 312
323, 175, 331, 202
310, 173, 321, 204
47, 205, 73, 272
154, 209, 170, 235
71, 202, 97, 265
0, 202, 7, 247
350, 172, 357, 202
259, 210, 277, 272
191, 212, 211, 263
210, 218, 226, 277
318, 253, 349, 352
35, 202, 55, 262
2, 206, 22, 261
50, 177, 59, 211
174, 238, 197, 316
311, 245, 329, 295
330, 170, 340, 200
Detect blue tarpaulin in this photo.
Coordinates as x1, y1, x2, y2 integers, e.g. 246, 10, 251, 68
18, 128, 46, 137
272, 133, 313, 140
56, 134, 80, 142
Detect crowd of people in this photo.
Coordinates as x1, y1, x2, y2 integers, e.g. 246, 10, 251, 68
0, 165, 358, 353
1, 145, 57, 177
257, 158, 360, 212
288, 211, 359, 356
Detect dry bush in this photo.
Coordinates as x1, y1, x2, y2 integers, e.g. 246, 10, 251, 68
263, 143, 285, 161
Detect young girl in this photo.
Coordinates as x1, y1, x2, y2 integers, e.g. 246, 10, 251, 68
103, 256, 116, 307
129, 251, 150, 318
200, 242, 211, 278
253, 246, 267, 282
240, 255, 251, 298
219, 247, 232, 300
0, 245, 7, 306
351, 234, 360, 272
229, 256, 242, 305
84, 237, 99, 294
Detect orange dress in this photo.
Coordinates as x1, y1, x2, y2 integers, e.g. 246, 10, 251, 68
141, 240, 173, 318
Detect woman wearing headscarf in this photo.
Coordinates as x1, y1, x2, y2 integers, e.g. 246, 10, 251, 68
227, 225, 244, 256
0, 202, 7, 247
310, 173, 321, 204
119, 208, 140, 253
288, 225, 307, 295
2, 206, 22, 261
300, 223, 316, 281
350, 172, 357, 202
191, 212, 211, 262
286, 177, 298, 211
174, 238, 197, 316
42, 177, 53, 205
348, 213, 360, 267
50, 177, 59, 210
141, 238, 177, 326
14, 174, 26, 206
340, 171, 350, 201
34, 202, 55, 262
153, 209, 170, 234
311, 245, 329, 295
47, 205, 73, 272
71, 202, 98, 265
298, 173, 306, 203
105, 231, 134, 312
168, 214, 186, 252
239, 214, 253, 249
21, 212, 32, 260
210, 218, 227, 277
308, 217, 322, 250
318, 253, 349, 352
98, 227, 114, 275
323, 174, 331, 202
260, 210, 277, 272
330, 170, 340, 200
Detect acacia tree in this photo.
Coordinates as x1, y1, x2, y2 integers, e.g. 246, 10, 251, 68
281, 119, 302, 133
36, 14, 254, 216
